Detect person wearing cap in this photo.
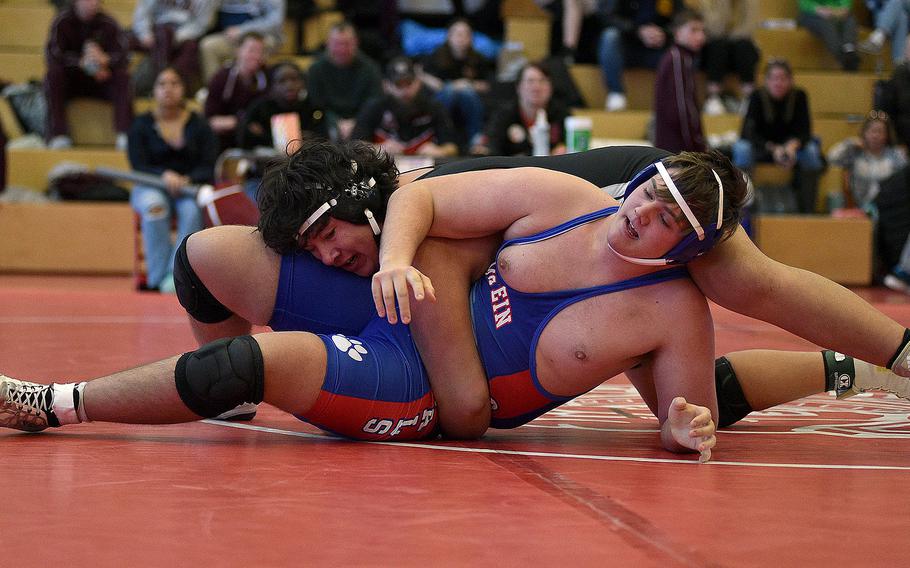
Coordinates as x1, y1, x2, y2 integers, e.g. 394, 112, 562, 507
351, 56, 459, 158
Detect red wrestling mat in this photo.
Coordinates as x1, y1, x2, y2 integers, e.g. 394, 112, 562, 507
1, 275, 909, 567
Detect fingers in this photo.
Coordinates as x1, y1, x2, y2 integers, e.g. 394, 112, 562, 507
371, 267, 435, 324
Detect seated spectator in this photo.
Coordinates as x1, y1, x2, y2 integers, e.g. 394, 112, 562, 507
698, 0, 761, 115
878, 35, 910, 145
732, 59, 825, 214
238, 61, 328, 151
859, 0, 909, 64
128, 67, 216, 293
535, 0, 600, 62
827, 110, 907, 210
654, 9, 708, 153
797, 0, 859, 71
307, 22, 383, 141
352, 56, 458, 158
204, 32, 269, 151
475, 62, 568, 156
596, 0, 681, 111
199, 0, 285, 83
420, 18, 494, 151
45, 0, 132, 150
131, 0, 215, 92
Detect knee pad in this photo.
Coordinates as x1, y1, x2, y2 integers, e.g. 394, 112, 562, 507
175, 336, 265, 418
715, 356, 753, 428
173, 236, 234, 324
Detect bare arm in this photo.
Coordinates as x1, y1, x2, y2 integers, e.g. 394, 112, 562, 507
624, 283, 717, 460
689, 227, 905, 366
374, 168, 610, 322
409, 236, 498, 439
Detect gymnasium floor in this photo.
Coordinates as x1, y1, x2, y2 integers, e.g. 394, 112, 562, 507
1, 274, 909, 567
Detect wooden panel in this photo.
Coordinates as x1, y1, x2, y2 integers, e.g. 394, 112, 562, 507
8, 148, 130, 193
0, 6, 55, 49
758, 0, 799, 20
754, 214, 873, 285
0, 50, 46, 83
0, 202, 135, 273
569, 65, 656, 110
505, 18, 551, 62
793, 72, 877, 117
571, 109, 650, 140
754, 28, 889, 73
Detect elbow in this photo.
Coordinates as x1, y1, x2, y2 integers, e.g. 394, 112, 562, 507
438, 397, 491, 440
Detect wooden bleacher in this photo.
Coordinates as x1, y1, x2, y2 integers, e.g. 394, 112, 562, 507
0, 0, 884, 280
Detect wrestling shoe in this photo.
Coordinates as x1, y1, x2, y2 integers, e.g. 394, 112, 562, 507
213, 402, 258, 421
883, 269, 910, 294
0, 375, 60, 432
836, 364, 910, 401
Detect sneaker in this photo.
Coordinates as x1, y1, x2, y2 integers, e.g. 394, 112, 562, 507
0, 376, 59, 432
48, 135, 73, 150
884, 270, 910, 294
703, 96, 725, 116
859, 30, 885, 54
115, 133, 128, 152
837, 365, 910, 401
213, 402, 258, 421
605, 92, 627, 112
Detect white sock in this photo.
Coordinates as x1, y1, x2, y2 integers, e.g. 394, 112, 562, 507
52, 382, 89, 425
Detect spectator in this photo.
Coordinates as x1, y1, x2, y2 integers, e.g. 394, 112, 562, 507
797, 0, 859, 71
858, 0, 910, 64
653, 9, 707, 153
238, 61, 328, 151
476, 62, 568, 156
307, 22, 383, 141
204, 32, 269, 151
131, 0, 216, 91
45, 0, 132, 150
352, 56, 458, 158
698, 0, 761, 115
732, 59, 825, 214
128, 67, 216, 292
827, 111, 907, 210
596, 0, 681, 111
199, 0, 285, 83
536, 0, 599, 61
421, 18, 494, 151
879, 39, 910, 145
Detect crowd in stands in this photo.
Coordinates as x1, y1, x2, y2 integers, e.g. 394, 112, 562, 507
3, 0, 910, 289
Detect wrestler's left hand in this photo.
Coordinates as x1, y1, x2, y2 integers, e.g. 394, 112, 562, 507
667, 397, 716, 463
371, 264, 436, 325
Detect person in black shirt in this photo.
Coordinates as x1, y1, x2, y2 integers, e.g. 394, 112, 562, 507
352, 56, 458, 157
732, 59, 825, 214
238, 61, 328, 151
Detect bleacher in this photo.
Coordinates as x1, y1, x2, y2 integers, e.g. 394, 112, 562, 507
0, 0, 884, 283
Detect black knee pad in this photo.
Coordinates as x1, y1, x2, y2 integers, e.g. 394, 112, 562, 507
715, 356, 753, 428
174, 236, 234, 324
175, 336, 265, 417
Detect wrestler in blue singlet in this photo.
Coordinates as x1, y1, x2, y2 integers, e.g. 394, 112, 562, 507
471, 206, 688, 428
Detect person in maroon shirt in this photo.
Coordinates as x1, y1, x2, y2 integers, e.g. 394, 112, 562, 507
44, 0, 132, 149
653, 10, 707, 154
203, 32, 268, 151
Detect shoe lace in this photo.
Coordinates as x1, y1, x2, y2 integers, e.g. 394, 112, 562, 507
1, 379, 53, 428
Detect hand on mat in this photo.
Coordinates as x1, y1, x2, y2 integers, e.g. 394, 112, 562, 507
667, 397, 716, 463
371, 264, 436, 325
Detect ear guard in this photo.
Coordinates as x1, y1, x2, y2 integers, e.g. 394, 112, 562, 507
613, 160, 724, 266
